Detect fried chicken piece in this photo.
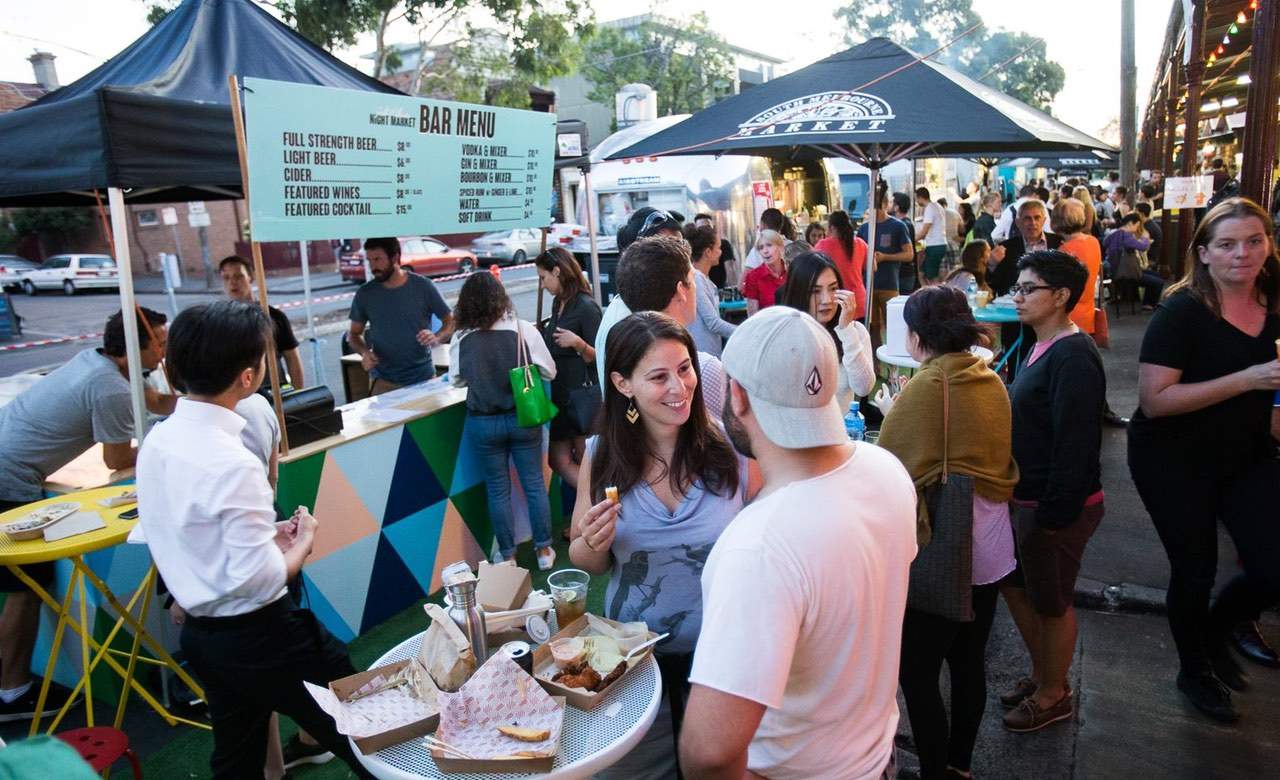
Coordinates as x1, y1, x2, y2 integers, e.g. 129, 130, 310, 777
592, 660, 628, 693
551, 660, 601, 691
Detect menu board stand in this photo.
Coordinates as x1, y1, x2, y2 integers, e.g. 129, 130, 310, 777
228, 75, 291, 454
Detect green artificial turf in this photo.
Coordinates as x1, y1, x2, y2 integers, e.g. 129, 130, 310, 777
141, 531, 607, 779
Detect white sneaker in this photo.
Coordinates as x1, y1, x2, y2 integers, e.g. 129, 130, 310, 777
491, 551, 511, 565
536, 547, 556, 571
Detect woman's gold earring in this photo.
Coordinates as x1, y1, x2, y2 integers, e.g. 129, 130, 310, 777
625, 399, 640, 424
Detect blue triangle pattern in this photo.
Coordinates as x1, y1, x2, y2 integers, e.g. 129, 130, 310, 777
299, 532, 378, 638
382, 502, 447, 595
301, 571, 356, 643
360, 534, 425, 631
329, 426, 402, 524
450, 416, 485, 494
383, 428, 446, 525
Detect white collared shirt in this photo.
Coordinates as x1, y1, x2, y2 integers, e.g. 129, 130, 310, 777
136, 398, 287, 617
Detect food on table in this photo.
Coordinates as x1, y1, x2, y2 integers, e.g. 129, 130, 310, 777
582, 635, 624, 676
551, 660, 601, 692
549, 637, 587, 668
604, 486, 620, 503
597, 660, 627, 690
496, 725, 551, 742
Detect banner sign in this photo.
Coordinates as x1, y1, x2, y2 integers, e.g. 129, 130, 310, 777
1162, 175, 1215, 210
243, 77, 556, 242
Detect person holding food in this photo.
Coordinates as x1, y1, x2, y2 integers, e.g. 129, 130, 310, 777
876, 286, 1018, 779
1128, 198, 1280, 723
680, 306, 916, 780
0, 307, 173, 722
135, 301, 371, 779
570, 312, 760, 780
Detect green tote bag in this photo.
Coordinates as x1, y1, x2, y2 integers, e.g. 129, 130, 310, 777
508, 323, 558, 427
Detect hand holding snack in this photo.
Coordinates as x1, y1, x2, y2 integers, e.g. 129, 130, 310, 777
578, 496, 620, 553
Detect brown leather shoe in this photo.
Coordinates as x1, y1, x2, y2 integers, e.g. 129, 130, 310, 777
1003, 691, 1074, 733
999, 677, 1037, 708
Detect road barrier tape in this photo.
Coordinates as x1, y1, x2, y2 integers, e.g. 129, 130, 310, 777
0, 331, 104, 352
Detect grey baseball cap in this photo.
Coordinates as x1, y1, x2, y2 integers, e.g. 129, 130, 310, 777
721, 306, 846, 449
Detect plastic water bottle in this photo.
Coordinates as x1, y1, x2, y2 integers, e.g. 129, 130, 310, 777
844, 400, 866, 442
966, 277, 979, 307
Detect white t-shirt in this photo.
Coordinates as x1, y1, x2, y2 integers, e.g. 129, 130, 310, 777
691, 445, 917, 780
918, 201, 948, 246
235, 393, 280, 469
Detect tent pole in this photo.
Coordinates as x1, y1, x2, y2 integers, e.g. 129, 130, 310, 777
298, 240, 322, 386
581, 166, 603, 306
228, 74, 290, 453
865, 164, 880, 330
535, 228, 548, 323
107, 187, 149, 445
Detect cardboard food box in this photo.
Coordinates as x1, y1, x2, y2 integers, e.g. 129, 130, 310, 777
532, 614, 657, 710
476, 560, 532, 612
324, 660, 440, 754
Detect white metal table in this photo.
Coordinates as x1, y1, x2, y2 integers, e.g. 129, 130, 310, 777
352, 632, 663, 780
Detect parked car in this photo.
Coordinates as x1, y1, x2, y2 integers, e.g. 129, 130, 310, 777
21, 254, 119, 296
549, 223, 588, 247
0, 255, 40, 291
469, 228, 545, 266
338, 237, 476, 283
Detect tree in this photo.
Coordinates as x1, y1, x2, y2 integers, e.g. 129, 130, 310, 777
834, 0, 1065, 113
581, 13, 736, 120
140, 1, 592, 108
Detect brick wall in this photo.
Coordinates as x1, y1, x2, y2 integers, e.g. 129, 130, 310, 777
126, 200, 243, 280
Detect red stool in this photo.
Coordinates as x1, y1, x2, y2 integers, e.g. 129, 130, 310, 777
55, 727, 142, 779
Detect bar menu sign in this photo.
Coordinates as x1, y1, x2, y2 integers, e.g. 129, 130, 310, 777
243, 77, 555, 242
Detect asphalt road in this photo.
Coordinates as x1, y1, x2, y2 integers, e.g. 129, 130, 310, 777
0, 267, 545, 405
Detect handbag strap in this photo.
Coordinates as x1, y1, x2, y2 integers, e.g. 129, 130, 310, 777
940, 369, 951, 484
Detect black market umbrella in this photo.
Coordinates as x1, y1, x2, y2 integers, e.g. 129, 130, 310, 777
608, 37, 1115, 324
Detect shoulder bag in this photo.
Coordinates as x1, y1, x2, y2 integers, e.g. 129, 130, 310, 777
907, 370, 976, 622
509, 322, 558, 427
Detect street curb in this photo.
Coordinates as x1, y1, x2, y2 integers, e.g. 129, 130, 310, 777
288, 279, 542, 334
1075, 577, 1168, 615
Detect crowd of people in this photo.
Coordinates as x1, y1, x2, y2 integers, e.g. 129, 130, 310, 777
1, 172, 1278, 780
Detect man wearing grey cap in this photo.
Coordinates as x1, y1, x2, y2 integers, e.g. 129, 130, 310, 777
679, 306, 917, 780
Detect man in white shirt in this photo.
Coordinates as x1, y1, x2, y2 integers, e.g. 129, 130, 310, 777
680, 306, 917, 780
915, 187, 949, 284
137, 301, 372, 779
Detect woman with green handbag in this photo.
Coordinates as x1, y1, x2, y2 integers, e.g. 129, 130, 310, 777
449, 272, 559, 570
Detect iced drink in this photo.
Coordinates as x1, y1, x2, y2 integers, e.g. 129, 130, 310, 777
975, 290, 992, 308
548, 569, 589, 629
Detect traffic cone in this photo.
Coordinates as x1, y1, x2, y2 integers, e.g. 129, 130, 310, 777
489, 263, 502, 280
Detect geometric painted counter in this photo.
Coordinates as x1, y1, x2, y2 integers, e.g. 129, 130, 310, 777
276, 385, 562, 643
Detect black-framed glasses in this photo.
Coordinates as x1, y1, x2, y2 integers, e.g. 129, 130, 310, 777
1008, 284, 1054, 297
639, 209, 676, 236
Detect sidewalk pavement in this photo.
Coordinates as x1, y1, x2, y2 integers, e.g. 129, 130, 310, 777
130, 271, 352, 296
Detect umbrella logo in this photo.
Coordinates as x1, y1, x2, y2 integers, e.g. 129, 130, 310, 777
735, 91, 895, 138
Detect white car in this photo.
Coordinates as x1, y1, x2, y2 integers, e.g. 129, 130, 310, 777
21, 254, 119, 296
549, 223, 588, 247
0, 255, 39, 291
469, 228, 545, 266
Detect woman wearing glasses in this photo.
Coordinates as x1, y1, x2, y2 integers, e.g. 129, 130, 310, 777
998, 251, 1105, 734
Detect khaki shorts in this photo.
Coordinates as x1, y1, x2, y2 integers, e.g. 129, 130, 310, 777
872, 290, 899, 337
1010, 501, 1103, 617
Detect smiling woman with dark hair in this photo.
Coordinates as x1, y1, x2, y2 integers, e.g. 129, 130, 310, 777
570, 311, 758, 780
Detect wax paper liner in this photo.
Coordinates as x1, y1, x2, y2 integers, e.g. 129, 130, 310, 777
435, 651, 564, 758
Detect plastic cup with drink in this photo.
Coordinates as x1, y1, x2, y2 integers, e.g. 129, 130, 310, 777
975, 290, 992, 308
548, 568, 590, 630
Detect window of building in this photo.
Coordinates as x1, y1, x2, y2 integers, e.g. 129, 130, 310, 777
137, 209, 159, 227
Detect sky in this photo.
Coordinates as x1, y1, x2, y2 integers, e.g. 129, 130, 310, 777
0, 0, 1171, 139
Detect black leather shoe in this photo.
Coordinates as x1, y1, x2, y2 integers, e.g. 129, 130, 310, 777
1177, 671, 1239, 723
1103, 410, 1130, 427
1211, 649, 1249, 692
1232, 621, 1280, 668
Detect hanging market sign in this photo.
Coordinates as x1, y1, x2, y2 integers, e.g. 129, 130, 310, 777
734, 91, 895, 138
243, 77, 556, 242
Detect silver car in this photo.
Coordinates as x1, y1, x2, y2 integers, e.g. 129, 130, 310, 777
21, 254, 119, 296
0, 255, 39, 291
469, 228, 544, 266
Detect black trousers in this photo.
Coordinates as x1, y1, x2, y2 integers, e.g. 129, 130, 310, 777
1129, 444, 1280, 676
898, 584, 999, 779
180, 598, 373, 780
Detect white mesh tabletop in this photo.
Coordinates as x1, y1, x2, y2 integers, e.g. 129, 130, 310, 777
353, 632, 664, 780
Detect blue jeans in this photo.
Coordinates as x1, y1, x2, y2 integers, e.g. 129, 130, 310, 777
468, 411, 552, 557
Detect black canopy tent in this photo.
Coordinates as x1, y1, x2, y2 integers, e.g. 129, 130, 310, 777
0, 0, 404, 441
608, 37, 1116, 324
